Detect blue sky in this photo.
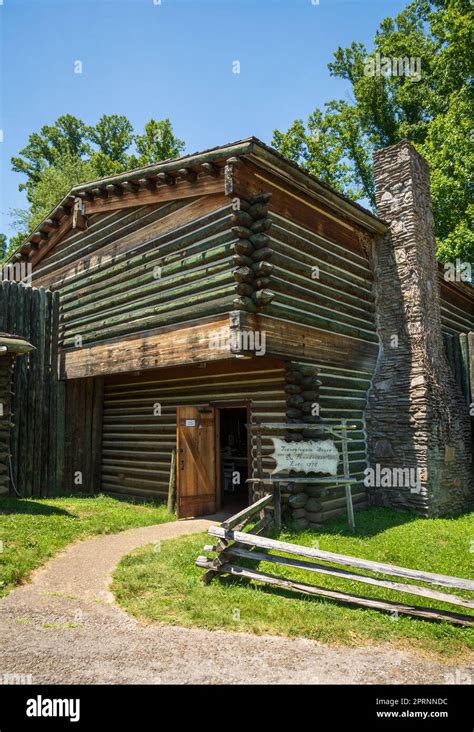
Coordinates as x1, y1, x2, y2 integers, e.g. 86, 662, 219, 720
0, 0, 407, 236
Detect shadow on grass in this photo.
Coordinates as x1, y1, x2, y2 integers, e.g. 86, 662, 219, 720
0, 492, 167, 516
215, 570, 474, 627
0, 498, 72, 517
283, 505, 473, 540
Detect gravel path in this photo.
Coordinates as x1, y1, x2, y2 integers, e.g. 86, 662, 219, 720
0, 517, 471, 685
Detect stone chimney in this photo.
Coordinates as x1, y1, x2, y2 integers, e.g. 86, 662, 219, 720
365, 140, 472, 516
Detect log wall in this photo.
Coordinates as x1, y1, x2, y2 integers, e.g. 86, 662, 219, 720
32, 196, 237, 351
98, 357, 370, 521
439, 278, 473, 336
266, 212, 378, 347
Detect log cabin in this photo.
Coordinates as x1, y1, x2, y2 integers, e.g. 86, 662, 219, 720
10, 137, 474, 522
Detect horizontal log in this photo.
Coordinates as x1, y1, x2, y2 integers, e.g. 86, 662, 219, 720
226, 547, 474, 609
230, 211, 253, 228
208, 527, 474, 591
222, 493, 273, 530
251, 218, 272, 234
233, 266, 254, 284
195, 559, 473, 627
233, 254, 254, 267
234, 240, 254, 256
232, 296, 258, 313
251, 261, 273, 277
250, 233, 270, 249
232, 226, 253, 240
252, 289, 275, 306
251, 247, 272, 262
235, 283, 254, 297
247, 202, 268, 219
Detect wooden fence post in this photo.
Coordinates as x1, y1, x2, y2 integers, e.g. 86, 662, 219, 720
341, 419, 355, 531
273, 481, 281, 531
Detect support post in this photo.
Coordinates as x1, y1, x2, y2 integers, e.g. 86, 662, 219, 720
273, 481, 281, 531
341, 419, 355, 531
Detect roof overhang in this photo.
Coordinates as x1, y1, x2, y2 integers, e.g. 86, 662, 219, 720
9, 136, 388, 265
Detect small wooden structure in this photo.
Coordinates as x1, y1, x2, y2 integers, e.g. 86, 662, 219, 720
196, 496, 474, 627
0, 333, 34, 495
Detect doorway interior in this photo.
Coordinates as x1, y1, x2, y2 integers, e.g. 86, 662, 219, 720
218, 406, 249, 513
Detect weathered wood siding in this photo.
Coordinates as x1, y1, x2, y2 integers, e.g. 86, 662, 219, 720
0, 353, 15, 495
62, 377, 104, 494
439, 278, 474, 335
266, 211, 378, 349
32, 196, 236, 351
101, 359, 285, 500
100, 357, 370, 520
0, 281, 62, 496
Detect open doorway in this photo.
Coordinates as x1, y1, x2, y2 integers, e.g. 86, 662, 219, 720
218, 407, 249, 513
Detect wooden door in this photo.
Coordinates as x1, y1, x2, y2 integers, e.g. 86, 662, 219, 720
176, 406, 217, 518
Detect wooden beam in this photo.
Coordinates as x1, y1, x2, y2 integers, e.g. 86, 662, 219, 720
83, 176, 223, 215
77, 191, 94, 202
138, 177, 156, 191
122, 180, 139, 195
28, 215, 74, 269
196, 559, 473, 627
225, 547, 474, 610
201, 162, 220, 177
208, 527, 474, 591
221, 493, 273, 530
178, 167, 197, 183
157, 172, 175, 185
91, 187, 108, 199
59, 313, 236, 379
106, 184, 123, 197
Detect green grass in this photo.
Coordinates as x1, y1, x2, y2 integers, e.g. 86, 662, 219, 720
113, 507, 474, 660
0, 493, 172, 597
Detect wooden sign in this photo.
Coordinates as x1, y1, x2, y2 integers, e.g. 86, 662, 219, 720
270, 438, 339, 476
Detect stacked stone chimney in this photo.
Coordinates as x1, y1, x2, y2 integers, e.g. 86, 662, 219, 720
365, 140, 473, 516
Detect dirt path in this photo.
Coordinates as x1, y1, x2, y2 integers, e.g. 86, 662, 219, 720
0, 518, 471, 685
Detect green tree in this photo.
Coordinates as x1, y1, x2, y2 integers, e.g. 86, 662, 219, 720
272, 0, 473, 262
133, 118, 185, 167
11, 115, 91, 199
9, 115, 185, 251
87, 114, 134, 166
0, 234, 7, 260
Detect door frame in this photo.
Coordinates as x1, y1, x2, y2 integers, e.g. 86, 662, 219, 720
209, 400, 251, 510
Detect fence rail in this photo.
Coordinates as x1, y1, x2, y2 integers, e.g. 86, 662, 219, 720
197, 495, 474, 627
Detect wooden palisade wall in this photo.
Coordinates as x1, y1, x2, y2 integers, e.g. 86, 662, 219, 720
0, 281, 62, 496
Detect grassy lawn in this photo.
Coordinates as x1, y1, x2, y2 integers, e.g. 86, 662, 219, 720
0, 493, 172, 598
113, 507, 474, 661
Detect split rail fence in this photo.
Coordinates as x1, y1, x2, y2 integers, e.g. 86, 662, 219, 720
197, 494, 474, 627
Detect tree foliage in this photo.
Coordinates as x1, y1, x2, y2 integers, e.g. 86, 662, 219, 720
7, 115, 185, 257
272, 0, 473, 262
